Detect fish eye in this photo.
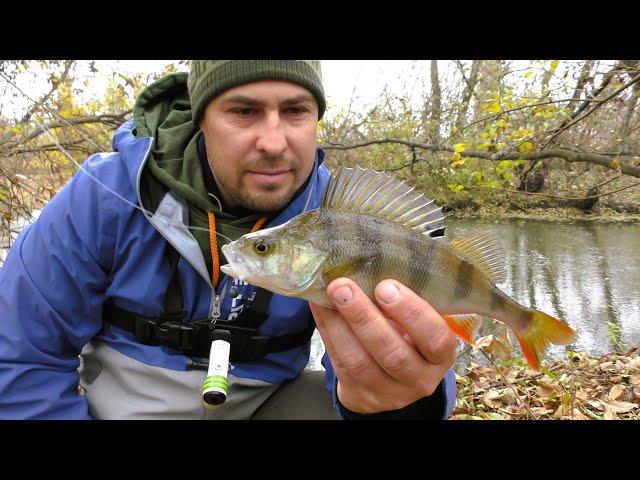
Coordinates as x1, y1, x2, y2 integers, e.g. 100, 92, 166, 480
254, 239, 270, 255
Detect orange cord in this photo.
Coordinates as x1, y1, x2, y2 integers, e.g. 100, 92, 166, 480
208, 212, 267, 287
250, 217, 268, 232
207, 212, 219, 287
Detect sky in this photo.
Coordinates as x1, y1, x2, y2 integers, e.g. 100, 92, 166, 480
3, 59, 597, 123
1, 60, 434, 121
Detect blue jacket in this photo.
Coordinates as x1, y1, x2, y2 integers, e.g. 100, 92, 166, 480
0, 119, 456, 419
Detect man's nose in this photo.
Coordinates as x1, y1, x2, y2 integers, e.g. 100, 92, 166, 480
256, 113, 287, 157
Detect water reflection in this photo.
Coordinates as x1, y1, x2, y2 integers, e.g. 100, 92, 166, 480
308, 217, 640, 370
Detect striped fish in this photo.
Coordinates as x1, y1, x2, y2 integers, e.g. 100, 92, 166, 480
221, 166, 576, 369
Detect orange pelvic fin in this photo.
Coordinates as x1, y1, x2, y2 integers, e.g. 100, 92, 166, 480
443, 314, 482, 344
514, 310, 576, 370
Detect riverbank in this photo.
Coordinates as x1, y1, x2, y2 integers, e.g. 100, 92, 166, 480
450, 347, 640, 420
447, 205, 640, 223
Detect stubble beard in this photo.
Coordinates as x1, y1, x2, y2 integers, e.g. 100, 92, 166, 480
221, 178, 298, 213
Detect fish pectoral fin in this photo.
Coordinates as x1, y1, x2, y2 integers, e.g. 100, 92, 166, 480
448, 231, 506, 284
290, 247, 327, 293
442, 314, 483, 344
321, 255, 375, 282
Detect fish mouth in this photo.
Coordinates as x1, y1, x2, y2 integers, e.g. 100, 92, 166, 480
220, 244, 250, 281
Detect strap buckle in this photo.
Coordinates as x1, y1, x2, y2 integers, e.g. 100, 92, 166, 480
207, 321, 269, 362
133, 314, 192, 351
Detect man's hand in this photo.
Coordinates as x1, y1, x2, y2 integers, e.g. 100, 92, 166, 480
309, 277, 457, 414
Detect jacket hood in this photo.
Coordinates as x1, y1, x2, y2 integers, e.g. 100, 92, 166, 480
131, 72, 214, 213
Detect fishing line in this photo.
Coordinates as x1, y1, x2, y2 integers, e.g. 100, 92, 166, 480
0, 71, 232, 243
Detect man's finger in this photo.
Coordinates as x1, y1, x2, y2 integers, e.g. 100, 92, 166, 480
326, 278, 437, 387
309, 301, 379, 381
374, 279, 457, 366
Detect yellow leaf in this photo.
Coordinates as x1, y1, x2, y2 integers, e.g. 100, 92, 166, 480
524, 71, 533, 79
485, 101, 502, 114
550, 60, 560, 72
450, 152, 462, 162
518, 141, 534, 154
454, 143, 466, 153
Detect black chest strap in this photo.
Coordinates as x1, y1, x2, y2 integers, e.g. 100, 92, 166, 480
103, 244, 315, 362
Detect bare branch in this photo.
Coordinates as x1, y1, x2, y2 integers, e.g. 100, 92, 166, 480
3, 110, 132, 152
541, 73, 640, 148
321, 138, 640, 178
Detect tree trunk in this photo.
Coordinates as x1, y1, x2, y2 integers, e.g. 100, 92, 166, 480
570, 60, 594, 105
429, 60, 441, 144
454, 60, 481, 133
619, 77, 640, 139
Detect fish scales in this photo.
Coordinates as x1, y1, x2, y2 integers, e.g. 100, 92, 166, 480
315, 208, 521, 322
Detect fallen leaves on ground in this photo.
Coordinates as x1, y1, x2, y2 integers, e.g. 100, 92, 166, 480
450, 347, 640, 420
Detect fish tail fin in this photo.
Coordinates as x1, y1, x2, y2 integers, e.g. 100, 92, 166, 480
514, 310, 576, 370
443, 314, 482, 344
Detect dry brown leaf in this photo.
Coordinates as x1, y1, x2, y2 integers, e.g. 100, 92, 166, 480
581, 405, 602, 419
603, 406, 617, 420
571, 409, 590, 420
553, 405, 567, 419
536, 385, 558, 398
487, 327, 514, 361
530, 407, 553, 416
630, 375, 640, 386
608, 385, 625, 401
587, 400, 603, 411
481, 389, 503, 409
576, 389, 589, 402
599, 398, 638, 414
475, 334, 494, 351
496, 391, 518, 406
599, 362, 614, 372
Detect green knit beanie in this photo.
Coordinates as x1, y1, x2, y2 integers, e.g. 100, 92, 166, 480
188, 60, 326, 124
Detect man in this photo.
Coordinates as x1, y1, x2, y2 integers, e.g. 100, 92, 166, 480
0, 60, 457, 419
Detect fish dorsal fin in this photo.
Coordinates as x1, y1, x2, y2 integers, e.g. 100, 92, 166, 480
449, 231, 506, 284
322, 165, 446, 237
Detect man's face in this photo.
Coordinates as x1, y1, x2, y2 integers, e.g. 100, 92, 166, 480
199, 80, 319, 213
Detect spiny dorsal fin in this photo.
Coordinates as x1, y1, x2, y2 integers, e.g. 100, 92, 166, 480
323, 165, 446, 238
449, 231, 506, 284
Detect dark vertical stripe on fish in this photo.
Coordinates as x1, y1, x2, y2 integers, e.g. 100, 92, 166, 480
321, 209, 336, 267
453, 258, 474, 300
408, 233, 427, 295
355, 215, 380, 293
416, 236, 436, 294
490, 288, 508, 313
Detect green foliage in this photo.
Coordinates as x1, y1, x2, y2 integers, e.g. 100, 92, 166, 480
607, 322, 624, 353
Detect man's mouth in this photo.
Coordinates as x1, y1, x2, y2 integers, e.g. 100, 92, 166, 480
247, 169, 291, 184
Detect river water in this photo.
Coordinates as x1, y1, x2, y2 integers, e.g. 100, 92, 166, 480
307, 216, 640, 370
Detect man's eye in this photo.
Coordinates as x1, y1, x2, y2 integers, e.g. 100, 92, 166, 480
233, 108, 256, 116
285, 107, 308, 115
